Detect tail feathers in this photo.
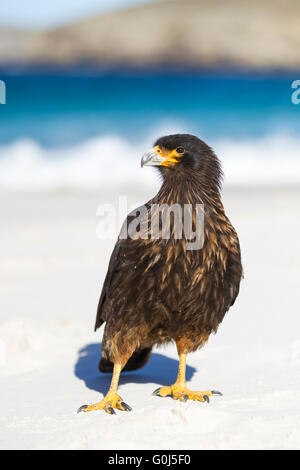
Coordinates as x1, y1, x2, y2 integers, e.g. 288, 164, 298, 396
98, 347, 152, 373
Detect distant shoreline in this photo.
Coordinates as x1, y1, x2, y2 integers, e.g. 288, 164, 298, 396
0, 62, 299, 77
1, 1, 300, 72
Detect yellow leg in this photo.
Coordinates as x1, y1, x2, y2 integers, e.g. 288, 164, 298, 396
78, 363, 132, 415
153, 352, 222, 403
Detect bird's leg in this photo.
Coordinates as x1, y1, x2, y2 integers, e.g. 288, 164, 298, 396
78, 362, 132, 415
152, 339, 222, 403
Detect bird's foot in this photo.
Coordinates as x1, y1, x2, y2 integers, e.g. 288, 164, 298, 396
77, 391, 132, 415
152, 384, 222, 403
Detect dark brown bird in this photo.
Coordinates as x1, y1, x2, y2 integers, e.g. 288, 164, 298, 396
78, 134, 242, 415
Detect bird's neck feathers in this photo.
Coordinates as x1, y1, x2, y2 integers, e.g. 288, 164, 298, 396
156, 167, 223, 208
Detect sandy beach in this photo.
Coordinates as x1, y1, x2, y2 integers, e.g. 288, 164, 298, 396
0, 186, 300, 450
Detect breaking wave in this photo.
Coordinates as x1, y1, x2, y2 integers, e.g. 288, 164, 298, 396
0, 133, 299, 191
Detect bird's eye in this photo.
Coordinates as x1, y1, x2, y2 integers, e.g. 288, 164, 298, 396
176, 147, 185, 154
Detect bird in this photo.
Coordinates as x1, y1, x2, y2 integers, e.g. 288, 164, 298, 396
78, 134, 242, 415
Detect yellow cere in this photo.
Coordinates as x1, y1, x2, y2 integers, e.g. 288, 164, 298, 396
155, 145, 184, 167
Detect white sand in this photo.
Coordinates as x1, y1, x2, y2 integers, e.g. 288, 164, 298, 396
0, 187, 300, 450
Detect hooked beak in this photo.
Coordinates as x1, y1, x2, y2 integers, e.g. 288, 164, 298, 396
141, 148, 164, 167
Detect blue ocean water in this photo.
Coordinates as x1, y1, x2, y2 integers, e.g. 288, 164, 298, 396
0, 67, 299, 189
0, 68, 299, 146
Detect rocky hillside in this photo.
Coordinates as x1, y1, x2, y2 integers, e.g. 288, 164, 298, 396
1, 0, 300, 69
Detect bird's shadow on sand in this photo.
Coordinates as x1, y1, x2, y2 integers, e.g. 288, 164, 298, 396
75, 343, 196, 395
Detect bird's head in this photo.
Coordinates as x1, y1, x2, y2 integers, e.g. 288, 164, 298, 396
141, 134, 223, 191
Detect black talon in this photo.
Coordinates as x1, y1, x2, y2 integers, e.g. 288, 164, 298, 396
77, 405, 88, 414
152, 387, 162, 396
211, 390, 223, 396
203, 395, 210, 403
183, 395, 189, 402
107, 407, 116, 415
121, 402, 132, 411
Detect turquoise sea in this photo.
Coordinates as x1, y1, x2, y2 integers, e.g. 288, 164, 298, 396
0, 67, 299, 189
